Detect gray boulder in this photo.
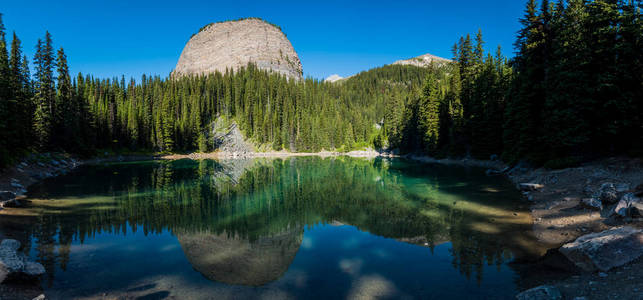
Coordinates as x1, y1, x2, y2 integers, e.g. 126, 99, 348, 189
520, 183, 544, 192
612, 193, 642, 218
614, 199, 629, 217
596, 183, 618, 204
516, 285, 562, 300
559, 226, 643, 272
0, 239, 45, 283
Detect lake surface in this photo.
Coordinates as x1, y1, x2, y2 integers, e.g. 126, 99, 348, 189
1, 157, 543, 299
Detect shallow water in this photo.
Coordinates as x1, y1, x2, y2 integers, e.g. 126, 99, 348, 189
1, 157, 543, 299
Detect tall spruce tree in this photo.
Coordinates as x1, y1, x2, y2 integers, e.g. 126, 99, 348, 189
504, 0, 548, 163
0, 14, 10, 165
419, 72, 441, 155
56, 47, 76, 150
33, 32, 56, 150
543, 0, 591, 158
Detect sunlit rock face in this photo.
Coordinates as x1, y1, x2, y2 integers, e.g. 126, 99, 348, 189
176, 228, 303, 286
173, 18, 303, 79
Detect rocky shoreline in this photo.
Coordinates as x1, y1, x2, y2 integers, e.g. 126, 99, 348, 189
503, 157, 643, 300
417, 155, 643, 300
0, 153, 81, 210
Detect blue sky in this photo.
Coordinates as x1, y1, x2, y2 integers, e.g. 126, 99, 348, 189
2, 0, 526, 80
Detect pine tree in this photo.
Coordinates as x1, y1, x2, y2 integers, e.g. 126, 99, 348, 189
8, 32, 33, 155
33, 32, 56, 150
0, 14, 10, 165
503, 0, 548, 163
56, 47, 76, 150
615, 0, 643, 155
543, 0, 590, 158
419, 73, 441, 155
584, 0, 624, 153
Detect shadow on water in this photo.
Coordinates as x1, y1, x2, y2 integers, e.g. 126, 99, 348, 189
0, 157, 551, 299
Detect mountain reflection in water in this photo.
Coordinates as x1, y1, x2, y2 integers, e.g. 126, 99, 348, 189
0, 157, 546, 299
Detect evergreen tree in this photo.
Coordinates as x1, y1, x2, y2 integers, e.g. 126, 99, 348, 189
419, 73, 441, 155
33, 32, 56, 150
543, 0, 591, 158
504, 0, 548, 162
56, 47, 76, 150
0, 14, 10, 165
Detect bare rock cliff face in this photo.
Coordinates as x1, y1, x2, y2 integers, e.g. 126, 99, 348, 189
173, 18, 303, 79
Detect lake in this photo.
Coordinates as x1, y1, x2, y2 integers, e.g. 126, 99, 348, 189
0, 157, 544, 299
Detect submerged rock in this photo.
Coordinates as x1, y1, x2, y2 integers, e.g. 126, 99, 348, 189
516, 285, 562, 300
0, 239, 46, 283
559, 226, 643, 272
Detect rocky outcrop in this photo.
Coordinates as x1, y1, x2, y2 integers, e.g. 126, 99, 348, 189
210, 117, 254, 156
173, 18, 302, 79
0, 239, 45, 283
516, 285, 562, 300
392, 53, 451, 68
559, 226, 643, 272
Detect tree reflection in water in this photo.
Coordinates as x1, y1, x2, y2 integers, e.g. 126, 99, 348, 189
2, 157, 544, 292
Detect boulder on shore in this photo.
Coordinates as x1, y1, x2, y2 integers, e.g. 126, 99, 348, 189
520, 183, 544, 191
559, 226, 643, 272
595, 183, 618, 204
516, 285, 562, 300
0, 239, 45, 283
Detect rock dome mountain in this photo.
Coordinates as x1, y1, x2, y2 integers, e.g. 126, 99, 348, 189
173, 18, 303, 79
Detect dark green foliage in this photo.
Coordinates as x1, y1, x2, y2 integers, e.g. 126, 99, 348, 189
33, 32, 57, 151
0, 14, 10, 166
0, 15, 35, 166
419, 73, 441, 155
504, 0, 549, 163
0, 2, 640, 166
511, 0, 642, 162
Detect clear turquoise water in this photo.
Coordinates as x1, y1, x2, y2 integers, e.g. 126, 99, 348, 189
2, 157, 540, 299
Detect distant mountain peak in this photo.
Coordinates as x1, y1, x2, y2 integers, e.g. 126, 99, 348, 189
392, 53, 452, 68
324, 74, 344, 83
